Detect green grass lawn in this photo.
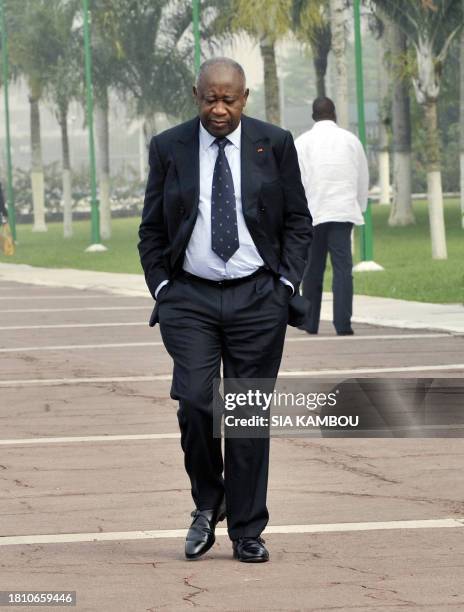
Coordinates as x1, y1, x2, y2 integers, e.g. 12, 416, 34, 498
1, 199, 463, 303
3, 216, 143, 276
348, 199, 463, 303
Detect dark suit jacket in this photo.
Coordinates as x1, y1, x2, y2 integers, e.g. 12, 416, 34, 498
138, 114, 313, 326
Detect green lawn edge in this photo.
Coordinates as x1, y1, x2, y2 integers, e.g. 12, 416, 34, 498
1, 199, 463, 304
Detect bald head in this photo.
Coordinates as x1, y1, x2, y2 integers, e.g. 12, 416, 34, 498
312, 97, 336, 122
193, 57, 249, 137
196, 57, 246, 90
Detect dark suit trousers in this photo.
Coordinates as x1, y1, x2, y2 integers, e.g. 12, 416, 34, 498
302, 221, 353, 334
157, 270, 288, 540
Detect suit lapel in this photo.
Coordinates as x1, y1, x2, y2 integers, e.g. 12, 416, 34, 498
240, 115, 268, 221
172, 115, 267, 221
173, 117, 200, 217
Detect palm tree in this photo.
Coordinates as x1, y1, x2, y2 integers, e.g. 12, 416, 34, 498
373, 0, 463, 259
292, 0, 332, 98
94, 87, 111, 240
329, 0, 349, 128
365, 8, 392, 207
311, 22, 332, 97
214, 0, 293, 125
28, 78, 46, 232
78, 0, 195, 238
101, 0, 195, 134
387, 21, 415, 225
48, 55, 80, 238
44, 1, 81, 238
90, 3, 123, 240
377, 21, 391, 206
6, 0, 55, 231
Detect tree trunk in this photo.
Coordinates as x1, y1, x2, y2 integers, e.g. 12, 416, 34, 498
58, 103, 72, 238
424, 100, 447, 260
311, 26, 331, 98
389, 25, 414, 226
95, 89, 111, 240
139, 120, 146, 181
378, 31, 390, 206
143, 114, 157, 148
259, 37, 281, 125
460, 20, 464, 228
29, 88, 46, 232
314, 65, 326, 98
329, 0, 349, 129
378, 147, 390, 205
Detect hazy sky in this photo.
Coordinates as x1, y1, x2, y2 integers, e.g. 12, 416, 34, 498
219, 37, 269, 89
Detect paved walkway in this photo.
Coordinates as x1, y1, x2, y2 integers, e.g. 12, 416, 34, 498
1, 273, 463, 610
1, 262, 463, 333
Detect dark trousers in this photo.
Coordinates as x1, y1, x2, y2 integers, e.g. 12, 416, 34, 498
302, 222, 353, 334
158, 270, 288, 539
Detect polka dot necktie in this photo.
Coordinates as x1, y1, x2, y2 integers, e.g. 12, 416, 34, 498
211, 138, 239, 262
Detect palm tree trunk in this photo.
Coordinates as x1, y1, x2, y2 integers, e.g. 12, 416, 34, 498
329, 0, 349, 129
378, 125, 390, 205
424, 99, 447, 260
95, 88, 111, 240
58, 103, 72, 238
29, 86, 46, 232
138, 120, 146, 181
311, 26, 331, 98
259, 37, 280, 125
389, 25, 414, 226
460, 20, 464, 228
314, 66, 326, 98
143, 113, 157, 148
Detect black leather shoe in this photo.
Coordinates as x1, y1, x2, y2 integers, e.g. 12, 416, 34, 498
185, 498, 226, 560
232, 537, 269, 563
337, 329, 354, 336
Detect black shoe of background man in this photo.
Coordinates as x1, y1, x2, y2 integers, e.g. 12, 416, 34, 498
185, 498, 226, 560
337, 329, 354, 336
232, 536, 269, 563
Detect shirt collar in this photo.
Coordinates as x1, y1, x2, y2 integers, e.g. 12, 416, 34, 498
199, 120, 241, 152
313, 120, 337, 129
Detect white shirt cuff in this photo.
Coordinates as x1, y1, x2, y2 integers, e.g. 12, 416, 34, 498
154, 280, 169, 299
279, 276, 294, 296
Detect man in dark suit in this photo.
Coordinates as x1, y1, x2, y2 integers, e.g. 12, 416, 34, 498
138, 58, 312, 563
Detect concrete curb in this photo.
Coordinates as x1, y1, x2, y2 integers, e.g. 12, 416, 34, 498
1, 263, 463, 334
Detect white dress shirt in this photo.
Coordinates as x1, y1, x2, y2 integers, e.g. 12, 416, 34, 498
183, 121, 265, 279
295, 120, 369, 227
155, 121, 292, 298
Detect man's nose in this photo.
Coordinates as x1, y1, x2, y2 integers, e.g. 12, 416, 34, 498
211, 100, 228, 116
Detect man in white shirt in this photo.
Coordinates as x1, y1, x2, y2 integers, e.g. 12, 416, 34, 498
295, 97, 369, 335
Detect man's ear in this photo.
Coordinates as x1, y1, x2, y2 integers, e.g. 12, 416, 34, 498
243, 88, 249, 106
192, 86, 198, 103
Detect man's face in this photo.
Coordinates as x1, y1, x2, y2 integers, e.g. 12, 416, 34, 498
193, 66, 249, 137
